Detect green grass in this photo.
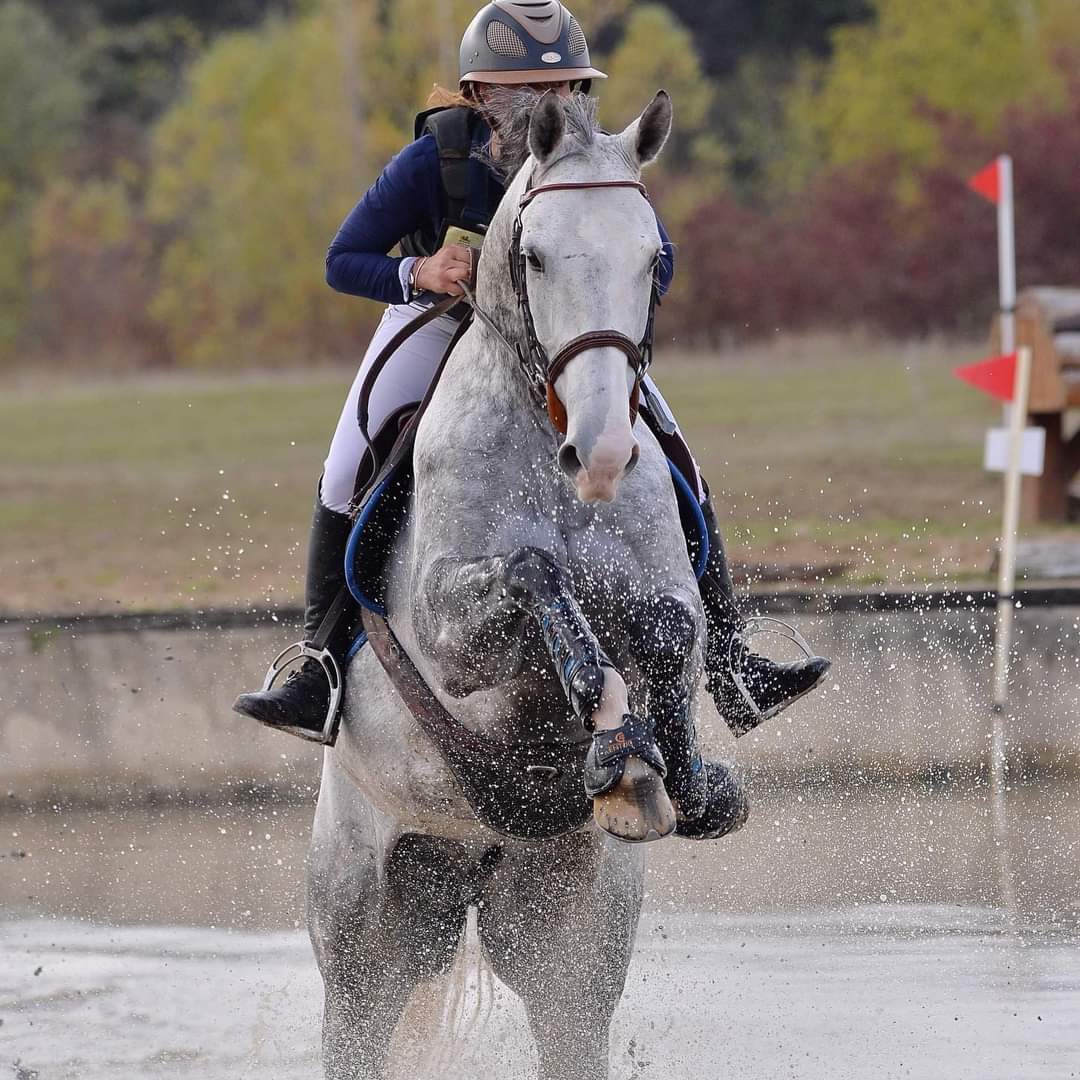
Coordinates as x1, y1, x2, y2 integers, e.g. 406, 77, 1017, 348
0, 335, 1049, 614
1, 373, 350, 612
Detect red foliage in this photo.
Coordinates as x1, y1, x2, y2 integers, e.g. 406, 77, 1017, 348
668, 72, 1080, 340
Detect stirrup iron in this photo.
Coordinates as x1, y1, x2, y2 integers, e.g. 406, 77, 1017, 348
727, 616, 817, 724
262, 641, 343, 745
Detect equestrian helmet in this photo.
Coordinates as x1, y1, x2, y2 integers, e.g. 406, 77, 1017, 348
459, 1, 607, 90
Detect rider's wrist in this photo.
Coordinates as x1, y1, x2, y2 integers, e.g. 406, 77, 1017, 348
408, 256, 428, 299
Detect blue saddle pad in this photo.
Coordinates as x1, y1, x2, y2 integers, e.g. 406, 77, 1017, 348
345, 456, 708, 618
668, 460, 709, 579
345, 457, 414, 617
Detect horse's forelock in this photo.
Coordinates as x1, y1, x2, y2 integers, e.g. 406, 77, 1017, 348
474, 90, 600, 181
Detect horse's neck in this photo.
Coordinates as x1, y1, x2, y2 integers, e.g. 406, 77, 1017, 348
446, 171, 540, 424
477, 167, 527, 325
444, 316, 535, 423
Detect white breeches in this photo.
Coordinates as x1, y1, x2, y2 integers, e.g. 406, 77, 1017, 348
321, 303, 700, 513
322, 303, 461, 513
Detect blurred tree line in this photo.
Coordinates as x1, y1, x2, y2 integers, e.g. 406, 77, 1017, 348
3, 0, 1079, 367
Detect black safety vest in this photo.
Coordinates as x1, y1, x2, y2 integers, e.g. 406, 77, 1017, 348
399, 106, 503, 258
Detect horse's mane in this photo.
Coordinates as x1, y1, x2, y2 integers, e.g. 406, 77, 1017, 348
475, 90, 600, 181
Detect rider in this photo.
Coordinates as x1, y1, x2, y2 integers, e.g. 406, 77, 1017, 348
234, 0, 830, 744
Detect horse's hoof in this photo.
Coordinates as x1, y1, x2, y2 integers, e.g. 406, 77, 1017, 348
592, 756, 677, 843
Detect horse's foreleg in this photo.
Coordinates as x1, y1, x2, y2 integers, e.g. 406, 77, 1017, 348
308, 772, 471, 1079
418, 545, 608, 707
476, 833, 643, 1080
420, 546, 675, 841
628, 590, 750, 838
416, 553, 533, 696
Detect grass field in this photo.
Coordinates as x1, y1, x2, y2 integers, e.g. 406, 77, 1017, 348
0, 333, 1054, 615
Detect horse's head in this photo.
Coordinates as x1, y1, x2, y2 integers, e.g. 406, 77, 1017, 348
504, 90, 673, 504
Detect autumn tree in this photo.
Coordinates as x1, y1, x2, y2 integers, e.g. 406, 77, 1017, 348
776, 0, 1080, 191
145, 8, 374, 365
0, 1, 87, 355
656, 0, 872, 78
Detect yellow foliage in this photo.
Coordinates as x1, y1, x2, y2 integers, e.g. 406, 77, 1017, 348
147, 10, 372, 366
144, 0, 719, 365
597, 4, 725, 204
780, 0, 1080, 188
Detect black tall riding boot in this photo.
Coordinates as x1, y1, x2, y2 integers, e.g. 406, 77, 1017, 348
699, 495, 831, 736
233, 497, 356, 744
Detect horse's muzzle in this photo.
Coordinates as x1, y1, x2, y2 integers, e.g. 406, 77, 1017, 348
559, 432, 640, 503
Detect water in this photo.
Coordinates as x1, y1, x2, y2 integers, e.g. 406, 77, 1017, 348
2, 776, 1078, 1078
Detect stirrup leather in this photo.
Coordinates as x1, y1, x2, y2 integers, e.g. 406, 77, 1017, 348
261, 641, 343, 746
728, 616, 817, 723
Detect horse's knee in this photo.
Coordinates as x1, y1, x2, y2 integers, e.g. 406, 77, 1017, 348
502, 545, 567, 606
631, 591, 700, 680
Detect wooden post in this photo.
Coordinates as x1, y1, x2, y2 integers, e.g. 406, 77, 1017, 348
1022, 413, 1070, 522
997, 156, 1016, 429
992, 345, 1033, 711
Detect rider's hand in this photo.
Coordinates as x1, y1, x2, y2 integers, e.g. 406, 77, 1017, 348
415, 245, 473, 297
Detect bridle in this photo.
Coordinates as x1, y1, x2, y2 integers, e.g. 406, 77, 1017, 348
504, 178, 662, 435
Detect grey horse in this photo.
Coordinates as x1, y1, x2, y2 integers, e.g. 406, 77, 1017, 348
307, 91, 748, 1080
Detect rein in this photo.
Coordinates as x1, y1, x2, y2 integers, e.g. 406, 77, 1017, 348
378, 178, 661, 439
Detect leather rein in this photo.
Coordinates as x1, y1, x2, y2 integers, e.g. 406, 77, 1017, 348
505, 178, 661, 435
371, 177, 661, 440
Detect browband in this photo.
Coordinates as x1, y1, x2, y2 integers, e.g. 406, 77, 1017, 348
519, 180, 650, 209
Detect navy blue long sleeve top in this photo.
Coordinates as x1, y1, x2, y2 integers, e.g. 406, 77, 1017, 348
325, 126, 675, 305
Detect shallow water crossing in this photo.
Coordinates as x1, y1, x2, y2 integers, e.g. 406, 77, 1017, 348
2, 776, 1077, 1079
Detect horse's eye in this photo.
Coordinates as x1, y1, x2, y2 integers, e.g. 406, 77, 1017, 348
527, 251, 544, 273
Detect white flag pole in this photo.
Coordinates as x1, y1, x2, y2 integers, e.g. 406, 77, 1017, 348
997, 155, 1016, 424
992, 345, 1032, 713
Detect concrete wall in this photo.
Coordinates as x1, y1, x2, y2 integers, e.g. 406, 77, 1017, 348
2, 604, 1078, 804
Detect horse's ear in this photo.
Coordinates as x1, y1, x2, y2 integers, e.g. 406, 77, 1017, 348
529, 89, 566, 164
621, 90, 673, 167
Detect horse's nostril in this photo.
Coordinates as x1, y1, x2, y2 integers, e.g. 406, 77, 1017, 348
625, 443, 640, 474
558, 442, 583, 478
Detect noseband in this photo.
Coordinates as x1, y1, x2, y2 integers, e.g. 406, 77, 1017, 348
507, 179, 661, 436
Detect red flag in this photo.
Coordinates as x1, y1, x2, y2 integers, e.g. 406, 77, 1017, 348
954, 353, 1016, 402
968, 159, 1001, 204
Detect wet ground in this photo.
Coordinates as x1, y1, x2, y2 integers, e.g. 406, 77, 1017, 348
2, 776, 1079, 1079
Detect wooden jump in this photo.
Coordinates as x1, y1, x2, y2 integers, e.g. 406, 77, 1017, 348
994, 287, 1080, 522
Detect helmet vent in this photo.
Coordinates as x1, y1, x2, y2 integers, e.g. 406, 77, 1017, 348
493, 1, 562, 45
487, 19, 530, 58
567, 18, 587, 57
